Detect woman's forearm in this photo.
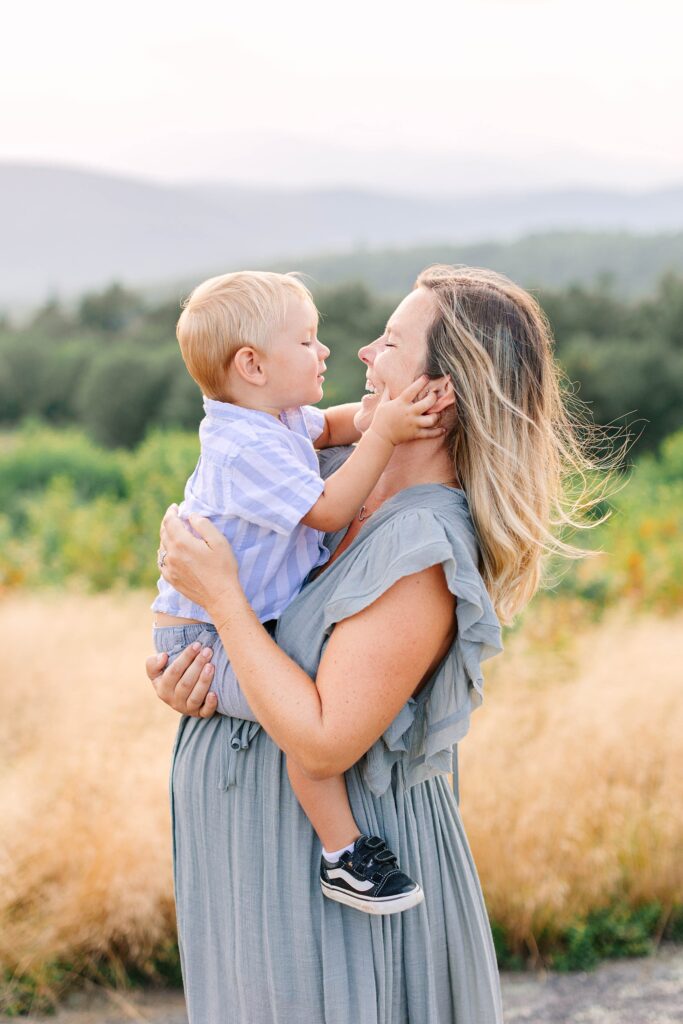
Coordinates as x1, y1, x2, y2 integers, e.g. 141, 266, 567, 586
210, 586, 329, 773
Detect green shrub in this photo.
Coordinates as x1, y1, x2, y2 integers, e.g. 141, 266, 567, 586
76, 347, 173, 448
550, 427, 683, 612
665, 907, 683, 943
123, 430, 200, 587
78, 283, 145, 333
561, 332, 683, 450
3, 478, 138, 590
154, 355, 203, 431
489, 902, 670, 972
549, 903, 662, 971
0, 427, 198, 592
490, 922, 525, 971
0, 425, 127, 522
0, 941, 183, 1017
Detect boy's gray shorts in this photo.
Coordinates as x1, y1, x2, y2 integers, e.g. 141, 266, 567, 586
153, 622, 266, 722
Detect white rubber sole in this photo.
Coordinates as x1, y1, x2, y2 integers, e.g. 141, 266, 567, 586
321, 880, 425, 915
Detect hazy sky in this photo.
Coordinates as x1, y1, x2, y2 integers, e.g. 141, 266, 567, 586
4, 0, 682, 194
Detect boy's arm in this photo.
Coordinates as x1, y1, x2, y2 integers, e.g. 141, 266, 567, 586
314, 403, 362, 449
301, 378, 440, 533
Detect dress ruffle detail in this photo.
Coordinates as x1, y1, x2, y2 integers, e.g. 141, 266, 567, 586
322, 505, 503, 795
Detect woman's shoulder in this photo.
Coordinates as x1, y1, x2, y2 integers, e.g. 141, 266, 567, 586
319, 484, 504, 796
322, 485, 500, 641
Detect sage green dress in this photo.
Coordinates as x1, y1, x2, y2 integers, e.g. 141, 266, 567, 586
170, 449, 504, 1023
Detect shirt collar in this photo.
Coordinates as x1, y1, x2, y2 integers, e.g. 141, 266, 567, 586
203, 396, 284, 428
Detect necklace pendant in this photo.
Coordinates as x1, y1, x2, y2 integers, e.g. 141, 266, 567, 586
358, 505, 370, 521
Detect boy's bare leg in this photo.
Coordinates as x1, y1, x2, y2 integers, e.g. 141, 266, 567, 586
287, 758, 361, 853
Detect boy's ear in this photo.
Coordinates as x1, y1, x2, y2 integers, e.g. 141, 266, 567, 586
427, 375, 455, 414
231, 347, 267, 387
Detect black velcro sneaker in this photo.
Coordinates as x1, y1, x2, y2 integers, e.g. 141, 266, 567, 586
320, 835, 424, 915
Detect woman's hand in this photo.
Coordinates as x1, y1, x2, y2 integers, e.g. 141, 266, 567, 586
146, 643, 218, 717
159, 505, 239, 615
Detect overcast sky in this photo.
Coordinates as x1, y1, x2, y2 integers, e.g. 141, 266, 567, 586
3, 0, 682, 194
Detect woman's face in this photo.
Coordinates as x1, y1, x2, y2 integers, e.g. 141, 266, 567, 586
355, 287, 438, 434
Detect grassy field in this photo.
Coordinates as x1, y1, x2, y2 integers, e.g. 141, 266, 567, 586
0, 593, 179, 1012
461, 602, 683, 957
0, 593, 681, 1011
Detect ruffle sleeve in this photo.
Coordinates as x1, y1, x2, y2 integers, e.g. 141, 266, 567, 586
321, 506, 503, 796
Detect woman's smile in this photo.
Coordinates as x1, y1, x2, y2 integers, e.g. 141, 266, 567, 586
355, 288, 436, 433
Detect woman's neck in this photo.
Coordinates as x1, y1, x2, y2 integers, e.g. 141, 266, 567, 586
364, 435, 459, 510
319, 438, 459, 573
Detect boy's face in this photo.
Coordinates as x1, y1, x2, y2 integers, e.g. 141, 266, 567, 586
263, 296, 330, 409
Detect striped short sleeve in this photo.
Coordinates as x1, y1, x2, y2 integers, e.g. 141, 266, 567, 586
301, 405, 326, 442
228, 441, 325, 534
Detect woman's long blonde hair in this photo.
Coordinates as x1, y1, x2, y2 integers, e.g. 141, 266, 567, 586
417, 264, 616, 625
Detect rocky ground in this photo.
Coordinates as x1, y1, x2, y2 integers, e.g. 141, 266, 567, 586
502, 946, 683, 1023
6, 947, 682, 1024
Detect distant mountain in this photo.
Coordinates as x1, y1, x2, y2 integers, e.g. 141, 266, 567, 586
289, 232, 683, 298
3, 161, 683, 305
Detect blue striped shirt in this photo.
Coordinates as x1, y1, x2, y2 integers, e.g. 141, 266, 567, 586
152, 398, 329, 624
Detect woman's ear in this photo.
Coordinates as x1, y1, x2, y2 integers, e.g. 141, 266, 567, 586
428, 376, 455, 413
231, 347, 267, 387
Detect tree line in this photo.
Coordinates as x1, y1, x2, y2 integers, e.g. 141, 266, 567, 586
1, 275, 681, 451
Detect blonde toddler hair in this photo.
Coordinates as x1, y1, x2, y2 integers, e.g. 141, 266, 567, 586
177, 271, 315, 399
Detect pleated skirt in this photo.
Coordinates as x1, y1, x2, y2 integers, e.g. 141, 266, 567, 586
171, 713, 503, 1024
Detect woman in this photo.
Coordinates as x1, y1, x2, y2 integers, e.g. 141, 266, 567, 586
148, 265, 594, 1023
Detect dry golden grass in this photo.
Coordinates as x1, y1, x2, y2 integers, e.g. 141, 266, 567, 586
461, 602, 683, 947
0, 592, 681, 988
0, 592, 178, 987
